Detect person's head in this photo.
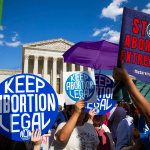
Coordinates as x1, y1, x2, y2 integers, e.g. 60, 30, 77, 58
63, 103, 70, 113
93, 114, 106, 127
122, 102, 130, 115
66, 105, 86, 125
65, 105, 74, 119
117, 101, 121, 106
58, 105, 63, 112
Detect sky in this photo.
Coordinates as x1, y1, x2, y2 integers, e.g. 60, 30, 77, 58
0, 0, 150, 70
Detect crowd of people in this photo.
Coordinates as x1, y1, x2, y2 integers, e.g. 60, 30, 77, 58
0, 67, 149, 150
31, 67, 150, 150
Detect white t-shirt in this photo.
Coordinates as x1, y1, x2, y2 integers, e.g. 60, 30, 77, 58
51, 122, 99, 150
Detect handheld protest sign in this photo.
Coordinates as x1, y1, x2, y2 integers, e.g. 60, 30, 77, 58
118, 7, 150, 83
85, 74, 116, 115
0, 74, 58, 141
63, 71, 97, 105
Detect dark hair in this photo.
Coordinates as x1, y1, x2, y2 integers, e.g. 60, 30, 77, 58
64, 103, 66, 109
123, 102, 129, 112
65, 105, 74, 119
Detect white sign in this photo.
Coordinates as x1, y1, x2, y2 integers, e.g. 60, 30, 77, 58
63, 71, 97, 105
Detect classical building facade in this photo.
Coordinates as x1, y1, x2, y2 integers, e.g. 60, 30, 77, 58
22, 38, 91, 94
0, 69, 21, 83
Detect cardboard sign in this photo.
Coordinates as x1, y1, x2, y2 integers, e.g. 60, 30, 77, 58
85, 74, 116, 115
0, 74, 58, 141
118, 7, 150, 83
63, 71, 97, 105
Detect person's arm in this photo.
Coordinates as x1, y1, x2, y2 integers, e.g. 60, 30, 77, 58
113, 67, 150, 128
56, 100, 84, 144
31, 129, 42, 150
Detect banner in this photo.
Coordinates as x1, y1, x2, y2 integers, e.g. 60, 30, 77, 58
63, 71, 97, 105
118, 7, 150, 83
0, 74, 58, 141
85, 74, 116, 115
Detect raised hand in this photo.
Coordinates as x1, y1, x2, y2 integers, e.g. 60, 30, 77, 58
113, 67, 136, 81
88, 109, 96, 120
31, 129, 42, 147
74, 100, 85, 115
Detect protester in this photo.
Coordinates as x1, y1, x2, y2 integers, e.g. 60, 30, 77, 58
108, 102, 126, 143
31, 100, 99, 150
115, 102, 147, 150
88, 109, 115, 150
136, 113, 150, 150
113, 67, 150, 128
115, 116, 143, 150
58, 105, 63, 112
115, 103, 134, 150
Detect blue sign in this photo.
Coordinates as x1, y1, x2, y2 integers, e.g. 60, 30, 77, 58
85, 74, 116, 115
65, 72, 95, 102
118, 7, 150, 83
0, 74, 58, 141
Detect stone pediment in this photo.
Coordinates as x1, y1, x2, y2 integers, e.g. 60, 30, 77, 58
23, 38, 74, 52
